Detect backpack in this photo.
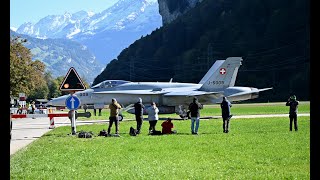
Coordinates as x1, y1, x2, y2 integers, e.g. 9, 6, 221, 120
78, 130, 93, 138
129, 126, 137, 136
151, 130, 162, 135
99, 129, 107, 136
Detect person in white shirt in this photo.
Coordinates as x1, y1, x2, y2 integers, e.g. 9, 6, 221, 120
146, 102, 159, 134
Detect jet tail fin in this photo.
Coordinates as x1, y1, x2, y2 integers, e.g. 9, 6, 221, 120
198, 60, 225, 84
199, 57, 243, 92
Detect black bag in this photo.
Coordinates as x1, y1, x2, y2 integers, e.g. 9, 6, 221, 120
78, 130, 93, 138
129, 126, 137, 136
99, 129, 107, 136
151, 130, 162, 135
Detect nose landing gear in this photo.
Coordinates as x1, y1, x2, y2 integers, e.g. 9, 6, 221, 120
177, 105, 189, 120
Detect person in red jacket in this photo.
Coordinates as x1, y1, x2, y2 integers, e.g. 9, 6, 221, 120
161, 118, 176, 134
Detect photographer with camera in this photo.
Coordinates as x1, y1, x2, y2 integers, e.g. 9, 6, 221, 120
286, 95, 299, 131
107, 98, 122, 136
220, 96, 232, 133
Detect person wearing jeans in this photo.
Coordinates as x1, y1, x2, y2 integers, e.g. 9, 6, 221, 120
107, 98, 122, 136
188, 97, 203, 135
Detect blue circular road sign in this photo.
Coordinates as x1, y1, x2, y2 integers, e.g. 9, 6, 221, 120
65, 95, 81, 110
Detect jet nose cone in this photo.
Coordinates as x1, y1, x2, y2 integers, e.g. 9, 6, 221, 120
46, 95, 69, 107
47, 100, 53, 106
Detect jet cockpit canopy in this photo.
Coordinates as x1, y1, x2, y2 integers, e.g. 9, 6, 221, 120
91, 80, 130, 89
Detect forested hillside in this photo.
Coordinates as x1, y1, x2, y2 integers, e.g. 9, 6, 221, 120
93, 0, 309, 102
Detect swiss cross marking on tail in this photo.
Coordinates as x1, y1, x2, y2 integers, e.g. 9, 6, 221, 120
220, 68, 226, 75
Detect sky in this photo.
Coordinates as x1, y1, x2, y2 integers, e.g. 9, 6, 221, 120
10, 0, 120, 28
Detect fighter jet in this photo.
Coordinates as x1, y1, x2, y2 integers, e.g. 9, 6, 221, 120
47, 57, 272, 119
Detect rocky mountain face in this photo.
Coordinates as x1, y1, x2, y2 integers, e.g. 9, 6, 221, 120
157, 0, 203, 25
16, 0, 162, 65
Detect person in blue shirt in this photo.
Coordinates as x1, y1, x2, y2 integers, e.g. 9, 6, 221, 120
220, 96, 232, 133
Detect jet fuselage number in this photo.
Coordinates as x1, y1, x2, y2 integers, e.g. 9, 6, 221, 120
208, 81, 224, 85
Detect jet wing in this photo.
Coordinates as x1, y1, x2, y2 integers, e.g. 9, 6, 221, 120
164, 90, 224, 97
93, 90, 167, 95
227, 87, 273, 97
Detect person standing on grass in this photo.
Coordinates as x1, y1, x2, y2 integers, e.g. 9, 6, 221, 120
220, 96, 232, 133
188, 97, 203, 135
146, 102, 159, 134
286, 95, 299, 131
134, 97, 145, 134
107, 98, 122, 136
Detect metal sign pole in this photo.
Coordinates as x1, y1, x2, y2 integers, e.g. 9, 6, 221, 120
71, 109, 76, 135
70, 91, 77, 135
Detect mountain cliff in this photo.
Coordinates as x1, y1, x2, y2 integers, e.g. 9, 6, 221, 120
93, 0, 309, 101
16, 0, 162, 65
158, 0, 203, 25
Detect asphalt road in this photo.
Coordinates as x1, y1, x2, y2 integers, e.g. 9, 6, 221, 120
10, 117, 70, 155
10, 113, 310, 156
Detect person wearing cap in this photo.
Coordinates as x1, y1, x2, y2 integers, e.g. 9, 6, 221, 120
134, 97, 145, 134
220, 96, 232, 133
286, 95, 299, 131
188, 97, 203, 135
146, 102, 159, 134
161, 118, 176, 134
107, 98, 122, 136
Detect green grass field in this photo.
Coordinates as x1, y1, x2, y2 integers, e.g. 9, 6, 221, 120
75, 101, 310, 121
10, 103, 310, 179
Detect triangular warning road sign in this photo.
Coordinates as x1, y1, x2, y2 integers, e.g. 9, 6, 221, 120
59, 67, 86, 91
